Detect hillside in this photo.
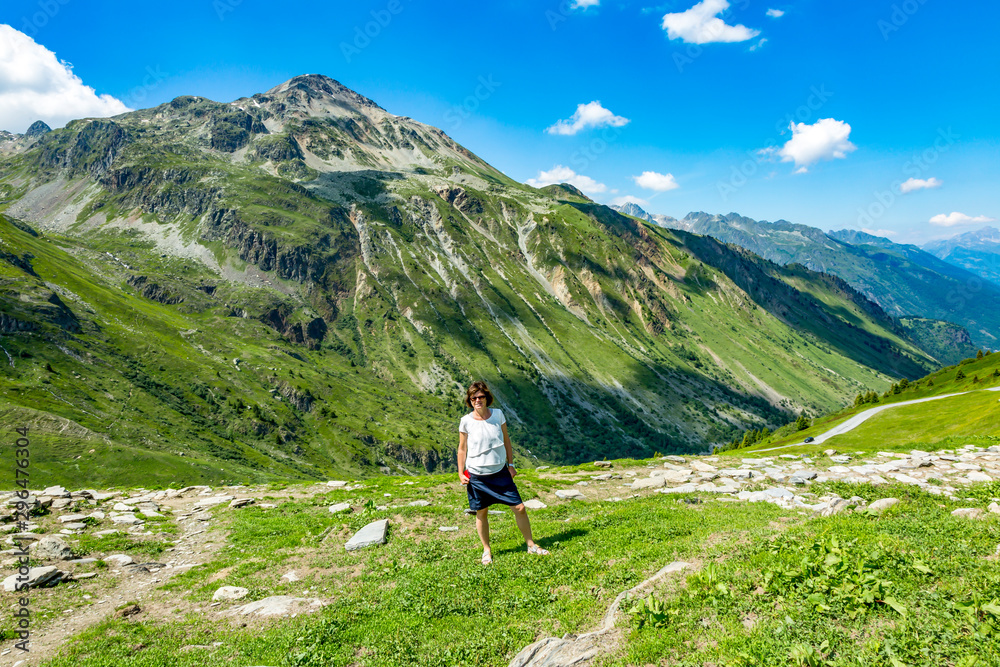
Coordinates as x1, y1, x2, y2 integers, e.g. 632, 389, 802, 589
734, 349, 1000, 456
611, 206, 997, 353
0, 75, 952, 485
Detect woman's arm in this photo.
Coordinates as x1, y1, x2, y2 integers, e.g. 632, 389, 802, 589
501, 423, 516, 477
457, 431, 469, 485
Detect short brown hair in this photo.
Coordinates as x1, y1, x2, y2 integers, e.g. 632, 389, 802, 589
465, 381, 494, 409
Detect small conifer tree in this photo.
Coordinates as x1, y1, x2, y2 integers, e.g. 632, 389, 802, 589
956, 368, 966, 380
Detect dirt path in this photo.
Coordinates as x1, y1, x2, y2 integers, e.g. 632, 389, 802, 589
0, 485, 328, 667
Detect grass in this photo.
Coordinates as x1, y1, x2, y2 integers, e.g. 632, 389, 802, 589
18, 470, 999, 667
726, 351, 1000, 457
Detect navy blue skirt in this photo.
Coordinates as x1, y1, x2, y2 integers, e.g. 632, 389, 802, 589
467, 467, 523, 510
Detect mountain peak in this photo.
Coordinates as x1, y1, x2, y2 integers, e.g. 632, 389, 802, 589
256, 74, 386, 115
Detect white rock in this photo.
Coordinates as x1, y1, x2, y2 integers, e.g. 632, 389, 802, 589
967, 471, 993, 483
438, 526, 459, 532
523, 499, 547, 509
229, 596, 325, 617
555, 489, 586, 500
327, 481, 348, 487
328, 503, 352, 514
407, 500, 431, 507
281, 571, 300, 582
868, 498, 899, 513
951, 508, 984, 520
631, 477, 666, 490
213, 586, 249, 601
691, 462, 717, 473
345, 519, 389, 551
3, 566, 62, 591
103, 554, 133, 567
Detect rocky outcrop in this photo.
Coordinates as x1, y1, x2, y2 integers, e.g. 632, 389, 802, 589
202, 208, 333, 284
0, 313, 38, 334
384, 441, 446, 473
210, 109, 269, 152
25, 120, 52, 138
37, 119, 129, 178
127, 276, 185, 305
0, 249, 38, 276
250, 134, 304, 162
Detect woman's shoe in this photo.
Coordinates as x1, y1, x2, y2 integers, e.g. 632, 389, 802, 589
527, 545, 550, 556
481, 550, 493, 565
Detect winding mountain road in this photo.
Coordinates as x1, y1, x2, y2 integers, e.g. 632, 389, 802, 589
753, 386, 1000, 453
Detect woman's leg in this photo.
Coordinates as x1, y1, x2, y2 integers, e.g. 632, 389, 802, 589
511, 503, 537, 548
475, 508, 491, 554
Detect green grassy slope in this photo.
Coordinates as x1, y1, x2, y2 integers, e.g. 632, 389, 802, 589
731, 351, 1000, 456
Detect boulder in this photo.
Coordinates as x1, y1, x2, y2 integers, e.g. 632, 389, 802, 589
42, 486, 70, 498
3, 565, 64, 591
213, 586, 249, 601
328, 503, 352, 514
345, 519, 389, 551
631, 477, 666, 490
229, 498, 255, 509
594, 461, 612, 468
691, 462, 717, 473
103, 554, 134, 567
967, 471, 993, 483
554, 489, 586, 500
951, 508, 984, 520
29, 536, 73, 560
867, 498, 899, 513
229, 596, 325, 617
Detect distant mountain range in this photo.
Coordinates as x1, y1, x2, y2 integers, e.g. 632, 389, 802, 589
923, 226, 1000, 287
611, 205, 998, 351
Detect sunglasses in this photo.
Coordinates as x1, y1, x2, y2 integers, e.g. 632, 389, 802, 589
471, 395, 487, 401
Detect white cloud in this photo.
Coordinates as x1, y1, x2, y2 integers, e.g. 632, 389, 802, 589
899, 177, 942, 193
928, 212, 996, 227
572, 0, 600, 7
766, 8, 785, 18
546, 101, 629, 136
526, 165, 607, 194
749, 38, 768, 51
633, 171, 680, 192
0, 25, 131, 134
611, 195, 649, 206
661, 0, 761, 44
777, 118, 856, 172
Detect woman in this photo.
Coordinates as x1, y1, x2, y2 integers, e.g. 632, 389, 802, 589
458, 380, 549, 565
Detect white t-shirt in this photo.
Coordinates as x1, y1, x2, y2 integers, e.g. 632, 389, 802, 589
459, 408, 507, 475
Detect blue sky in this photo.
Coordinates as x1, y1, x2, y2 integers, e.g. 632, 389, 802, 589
1, 0, 998, 243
